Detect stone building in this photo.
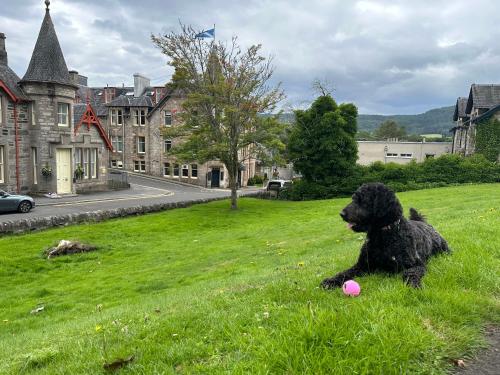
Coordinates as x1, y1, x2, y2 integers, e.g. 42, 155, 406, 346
87, 73, 256, 188
0, 1, 111, 195
357, 140, 451, 165
451, 84, 500, 156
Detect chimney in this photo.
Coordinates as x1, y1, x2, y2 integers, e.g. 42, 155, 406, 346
69, 70, 79, 86
133, 73, 150, 97
0, 33, 8, 66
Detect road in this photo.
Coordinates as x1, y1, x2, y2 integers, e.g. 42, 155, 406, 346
0, 175, 259, 223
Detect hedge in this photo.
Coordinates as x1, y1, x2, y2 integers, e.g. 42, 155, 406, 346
281, 154, 500, 200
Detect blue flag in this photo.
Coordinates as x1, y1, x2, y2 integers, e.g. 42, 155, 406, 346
195, 28, 215, 39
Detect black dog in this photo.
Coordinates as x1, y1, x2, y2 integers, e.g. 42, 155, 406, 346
321, 183, 450, 289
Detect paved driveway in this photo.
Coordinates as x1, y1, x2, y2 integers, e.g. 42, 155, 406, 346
0, 175, 260, 223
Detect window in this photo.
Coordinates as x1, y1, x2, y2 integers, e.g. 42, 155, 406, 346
0, 145, 4, 183
31, 102, 36, 126
164, 110, 172, 126
132, 109, 146, 126
137, 136, 146, 154
386, 153, 398, 157
111, 136, 123, 152
134, 160, 146, 172
163, 162, 171, 176
425, 154, 435, 159
58, 103, 69, 127
164, 138, 172, 152
400, 153, 413, 158
182, 164, 189, 178
32, 147, 38, 184
111, 160, 117, 168
110, 109, 123, 126
90, 149, 97, 179
191, 164, 198, 178
173, 163, 179, 177
82, 149, 89, 178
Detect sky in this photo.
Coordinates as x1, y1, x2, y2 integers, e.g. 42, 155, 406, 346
2, 0, 500, 114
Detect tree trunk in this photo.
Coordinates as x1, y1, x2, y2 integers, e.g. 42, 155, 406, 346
228, 169, 238, 210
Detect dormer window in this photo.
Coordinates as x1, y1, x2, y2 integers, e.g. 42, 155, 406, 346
164, 110, 172, 126
57, 103, 69, 127
110, 109, 123, 126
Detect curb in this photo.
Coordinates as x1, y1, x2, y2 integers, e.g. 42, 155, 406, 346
0, 192, 262, 237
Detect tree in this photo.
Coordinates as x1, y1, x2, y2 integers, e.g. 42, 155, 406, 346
287, 95, 358, 185
152, 24, 285, 209
374, 120, 407, 140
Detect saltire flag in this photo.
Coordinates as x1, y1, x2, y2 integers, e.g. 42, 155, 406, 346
195, 28, 215, 39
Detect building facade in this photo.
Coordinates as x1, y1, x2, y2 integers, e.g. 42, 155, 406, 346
451, 84, 500, 158
357, 141, 451, 165
0, 1, 111, 195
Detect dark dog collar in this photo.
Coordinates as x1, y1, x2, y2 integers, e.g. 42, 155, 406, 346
381, 218, 401, 231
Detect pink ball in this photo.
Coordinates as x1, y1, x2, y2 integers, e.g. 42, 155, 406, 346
342, 280, 361, 297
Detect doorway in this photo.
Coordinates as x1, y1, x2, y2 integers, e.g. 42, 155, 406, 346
56, 149, 72, 194
211, 167, 220, 188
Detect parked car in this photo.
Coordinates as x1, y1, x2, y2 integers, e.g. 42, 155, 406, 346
0, 190, 35, 213
266, 179, 292, 191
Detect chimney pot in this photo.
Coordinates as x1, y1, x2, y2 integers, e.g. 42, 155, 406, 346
0, 32, 8, 66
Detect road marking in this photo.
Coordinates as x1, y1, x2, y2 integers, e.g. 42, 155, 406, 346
130, 183, 174, 192
49, 192, 174, 207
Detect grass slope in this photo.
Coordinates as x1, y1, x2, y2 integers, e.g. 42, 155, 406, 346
0, 184, 499, 374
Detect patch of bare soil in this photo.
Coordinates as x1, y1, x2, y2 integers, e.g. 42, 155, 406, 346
453, 326, 500, 375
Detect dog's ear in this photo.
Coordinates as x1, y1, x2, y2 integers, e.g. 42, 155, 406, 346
372, 184, 402, 225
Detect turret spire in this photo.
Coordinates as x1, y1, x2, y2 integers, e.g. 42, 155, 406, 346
45, 0, 50, 11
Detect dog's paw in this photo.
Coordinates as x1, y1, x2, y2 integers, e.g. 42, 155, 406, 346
404, 277, 422, 289
320, 277, 343, 289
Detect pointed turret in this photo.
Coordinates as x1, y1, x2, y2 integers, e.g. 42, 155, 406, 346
21, 0, 74, 86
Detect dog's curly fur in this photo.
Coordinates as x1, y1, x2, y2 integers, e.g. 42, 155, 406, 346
321, 183, 450, 289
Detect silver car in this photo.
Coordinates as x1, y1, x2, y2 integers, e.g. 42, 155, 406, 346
0, 190, 35, 213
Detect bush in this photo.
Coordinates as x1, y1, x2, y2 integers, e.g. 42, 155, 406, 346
281, 154, 500, 200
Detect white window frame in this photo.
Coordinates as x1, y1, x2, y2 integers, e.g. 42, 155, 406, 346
133, 110, 139, 126
140, 160, 146, 172
134, 160, 140, 172
111, 160, 117, 168
181, 164, 189, 178
0, 145, 4, 183
83, 148, 89, 179
112, 136, 123, 152
110, 109, 123, 126
32, 147, 38, 184
57, 103, 69, 127
31, 102, 36, 126
386, 153, 398, 157
400, 153, 413, 158
140, 110, 146, 126
173, 163, 179, 177
191, 164, 198, 179
137, 136, 146, 154
90, 149, 97, 179
164, 110, 172, 126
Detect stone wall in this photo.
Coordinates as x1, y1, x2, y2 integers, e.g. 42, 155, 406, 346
0, 193, 261, 236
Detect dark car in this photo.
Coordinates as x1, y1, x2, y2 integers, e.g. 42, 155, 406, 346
0, 190, 35, 213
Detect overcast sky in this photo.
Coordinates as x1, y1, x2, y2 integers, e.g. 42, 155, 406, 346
2, 0, 500, 114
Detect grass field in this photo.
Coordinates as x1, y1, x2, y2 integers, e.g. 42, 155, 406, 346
0, 184, 499, 374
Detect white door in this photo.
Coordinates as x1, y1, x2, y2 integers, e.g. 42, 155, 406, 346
56, 149, 72, 194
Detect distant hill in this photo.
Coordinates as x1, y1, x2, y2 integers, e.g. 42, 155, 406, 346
357, 106, 455, 135
275, 106, 455, 135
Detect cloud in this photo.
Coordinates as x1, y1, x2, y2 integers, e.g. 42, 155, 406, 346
2, 0, 500, 114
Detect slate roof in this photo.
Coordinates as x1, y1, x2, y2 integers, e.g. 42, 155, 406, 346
73, 103, 87, 124
453, 97, 469, 121
465, 84, 500, 114
106, 95, 153, 107
0, 63, 30, 101
21, 8, 75, 87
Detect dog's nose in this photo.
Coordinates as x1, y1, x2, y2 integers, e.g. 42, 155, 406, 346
340, 210, 347, 220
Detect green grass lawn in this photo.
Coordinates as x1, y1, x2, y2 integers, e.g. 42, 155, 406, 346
0, 184, 499, 374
